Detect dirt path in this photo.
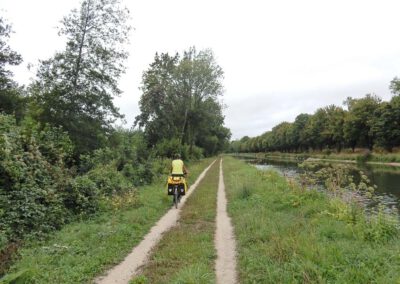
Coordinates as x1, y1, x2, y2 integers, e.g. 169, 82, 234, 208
95, 160, 216, 284
215, 159, 238, 284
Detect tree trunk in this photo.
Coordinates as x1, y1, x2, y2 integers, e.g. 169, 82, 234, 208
72, 0, 91, 95
180, 108, 188, 145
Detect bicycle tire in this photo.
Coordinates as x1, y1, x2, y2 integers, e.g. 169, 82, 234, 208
173, 187, 179, 209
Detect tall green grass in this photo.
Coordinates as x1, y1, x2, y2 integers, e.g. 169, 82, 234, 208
0, 159, 214, 284
223, 156, 400, 283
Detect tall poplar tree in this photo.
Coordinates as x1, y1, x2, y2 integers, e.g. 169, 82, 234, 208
31, 0, 131, 155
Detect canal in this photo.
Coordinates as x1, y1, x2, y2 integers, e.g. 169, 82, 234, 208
249, 158, 400, 211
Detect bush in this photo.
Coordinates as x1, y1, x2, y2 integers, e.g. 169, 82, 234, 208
65, 176, 99, 216
79, 147, 115, 173
122, 162, 153, 186
189, 145, 204, 160
154, 138, 191, 160
150, 158, 170, 178
0, 115, 71, 240
87, 164, 131, 196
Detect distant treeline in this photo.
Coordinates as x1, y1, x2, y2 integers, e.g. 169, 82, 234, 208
230, 84, 400, 153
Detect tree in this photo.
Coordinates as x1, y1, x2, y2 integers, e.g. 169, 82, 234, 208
303, 108, 328, 151
134, 53, 180, 145
175, 48, 224, 148
291, 113, 311, 151
321, 105, 345, 151
372, 96, 400, 151
0, 17, 25, 121
343, 95, 381, 151
31, 0, 131, 155
271, 122, 292, 152
390, 77, 400, 95
135, 47, 229, 156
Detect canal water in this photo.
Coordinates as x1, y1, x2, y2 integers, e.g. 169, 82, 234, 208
249, 158, 400, 211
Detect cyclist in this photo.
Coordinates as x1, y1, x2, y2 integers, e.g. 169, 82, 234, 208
171, 153, 189, 177
169, 154, 189, 203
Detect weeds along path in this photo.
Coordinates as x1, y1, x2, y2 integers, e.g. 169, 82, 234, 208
215, 159, 238, 284
95, 159, 216, 284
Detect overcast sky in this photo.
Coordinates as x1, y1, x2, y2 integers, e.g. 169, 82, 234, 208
2, 0, 400, 139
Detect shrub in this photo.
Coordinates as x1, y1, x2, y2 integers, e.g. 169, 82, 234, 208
65, 176, 99, 216
189, 145, 204, 160
150, 158, 170, 178
0, 115, 71, 240
121, 162, 154, 186
79, 147, 115, 173
87, 164, 131, 196
154, 138, 192, 160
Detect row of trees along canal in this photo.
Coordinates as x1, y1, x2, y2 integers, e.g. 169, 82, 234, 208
230, 89, 400, 153
0, 0, 230, 273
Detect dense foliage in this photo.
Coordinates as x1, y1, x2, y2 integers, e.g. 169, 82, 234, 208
231, 92, 400, 153
135, 48, 231, 157
0, 17, 25, 122
0, 115, 72, 239
0, 2, 230, 273
30, 0, 131, 156
0, 114, 158, 241
0, 1, 137, 257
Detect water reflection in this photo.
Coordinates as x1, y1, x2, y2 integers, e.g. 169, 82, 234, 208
247, 157, 400, 210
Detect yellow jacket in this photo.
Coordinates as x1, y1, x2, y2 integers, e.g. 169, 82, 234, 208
171, 159, 184, 175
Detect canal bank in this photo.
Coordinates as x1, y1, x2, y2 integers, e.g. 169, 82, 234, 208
238, 154, 400, 211
223, 156, 400, 283
237, 152, 400, 167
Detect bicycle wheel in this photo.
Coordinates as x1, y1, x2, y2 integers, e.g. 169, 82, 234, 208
173, 187, 179, 209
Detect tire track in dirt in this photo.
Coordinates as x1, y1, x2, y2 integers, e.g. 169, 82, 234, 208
215, 159, 238, 284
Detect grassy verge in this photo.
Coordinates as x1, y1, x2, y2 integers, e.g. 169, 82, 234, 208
223, 156, 400, 283
0, 158, 214, 284
130, 159, 220, 284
